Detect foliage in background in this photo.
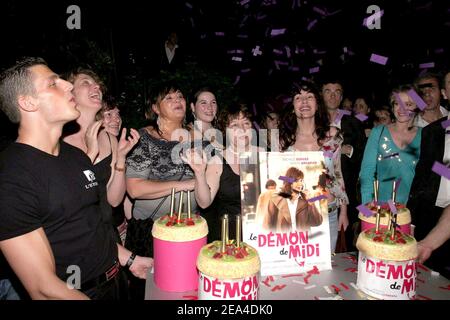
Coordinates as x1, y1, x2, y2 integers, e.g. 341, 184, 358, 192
119, 59, 237, 129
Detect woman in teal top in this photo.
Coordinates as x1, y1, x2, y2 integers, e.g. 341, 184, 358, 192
360, 85, 422, 205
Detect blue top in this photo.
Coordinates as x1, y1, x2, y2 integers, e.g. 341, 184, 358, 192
359, 125, 422, 205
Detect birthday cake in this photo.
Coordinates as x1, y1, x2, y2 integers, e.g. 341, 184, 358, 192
152, 213, 208, 242
197, 240, 261, 300
358, 201, 411, 234
356, 227, 418, 300
151, 193, 208, 292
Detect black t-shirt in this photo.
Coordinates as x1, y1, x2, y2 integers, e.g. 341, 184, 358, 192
0, 141, 117, 283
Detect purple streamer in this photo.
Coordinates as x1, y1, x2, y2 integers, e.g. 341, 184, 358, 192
334, 109, 351, 123
387, 200, 398, 214
440, 119, 450, 129
279, 176, 295, 184
309, 66, 320, 74
270, 28, 286, 36
370, 53, 388, 65
307, 19, 318, 31
355, 113, 368, 122
432, 162, 450, 180
419, 62, 435, 69
407, 89, 427, 111
307, 194, 327, 203
357, 204, 374, 218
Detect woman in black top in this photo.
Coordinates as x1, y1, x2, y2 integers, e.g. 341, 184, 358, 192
184, 104, 260, 242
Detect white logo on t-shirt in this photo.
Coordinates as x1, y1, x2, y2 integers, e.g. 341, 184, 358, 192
83, 170, 96, 182
83, 170, 98, 189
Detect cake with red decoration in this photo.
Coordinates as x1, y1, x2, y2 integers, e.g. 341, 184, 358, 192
356, 227, 418, 300
358, 201, 411, 234
197, 240, 261, 300
152, 212, 208, 292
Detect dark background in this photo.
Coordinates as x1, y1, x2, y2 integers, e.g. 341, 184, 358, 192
0, 0, 449, 139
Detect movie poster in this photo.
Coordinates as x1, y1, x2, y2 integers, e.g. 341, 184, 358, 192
240, 151, 332, 276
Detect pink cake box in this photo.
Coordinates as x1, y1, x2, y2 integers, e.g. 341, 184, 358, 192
359, 202, 411, 235
153, 236, 206, 292
152, 214, 208, 292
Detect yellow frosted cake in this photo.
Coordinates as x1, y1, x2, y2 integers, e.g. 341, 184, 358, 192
358, 202, 411, 234
356, 228, 418, 300
152, 213, 208, 242
197, 241, 261, 300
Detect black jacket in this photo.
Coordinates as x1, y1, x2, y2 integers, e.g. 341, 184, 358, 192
339, 115, 367, 219
408, 116, 447, 238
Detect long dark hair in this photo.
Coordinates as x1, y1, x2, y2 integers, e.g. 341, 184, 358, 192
279, 81, 331, 150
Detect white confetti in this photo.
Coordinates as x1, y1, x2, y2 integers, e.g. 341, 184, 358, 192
350, 282, 358, 290
431, 271, 440, 276
323, 285, 332, 294
292, 280, 305, 285
304, 285, 316, 290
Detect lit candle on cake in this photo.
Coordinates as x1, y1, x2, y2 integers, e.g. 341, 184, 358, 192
177, 191, 184, 224
187, 190, 191, 220
389, 180, 397, 239
236, 215, 241, 248
224, 214, 229, 245
374, 180, 381, 233
169, 188, 176, 218
221, 214, 228, 253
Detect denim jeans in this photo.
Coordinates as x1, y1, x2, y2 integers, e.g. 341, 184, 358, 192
0, 279, 21, 300
328, 208, 338, 254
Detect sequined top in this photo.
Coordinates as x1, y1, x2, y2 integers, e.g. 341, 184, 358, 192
287, 130, 349, 206
359, 125, 422, 205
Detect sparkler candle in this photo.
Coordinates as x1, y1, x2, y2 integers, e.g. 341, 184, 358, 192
177, 191, 184, 224
169, 188, 176, 218
221, 214, 228, 253
389, 180, 397, 239
236, 215, 241, 248
374, 180, 381, 233
225, 214, 229, 245
187, 190, 191, 220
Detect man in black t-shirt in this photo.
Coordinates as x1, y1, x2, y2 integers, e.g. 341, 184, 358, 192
0, 57, 152, 299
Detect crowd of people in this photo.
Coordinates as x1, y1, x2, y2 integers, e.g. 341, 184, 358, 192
0, 56, 449, 300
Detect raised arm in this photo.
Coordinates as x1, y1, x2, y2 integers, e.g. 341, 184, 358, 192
103, 129, 140, 207
0, 228, 89, 300
182, 149, 222, 208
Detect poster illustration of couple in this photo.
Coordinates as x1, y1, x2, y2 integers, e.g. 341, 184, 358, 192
239, 151, 332, 276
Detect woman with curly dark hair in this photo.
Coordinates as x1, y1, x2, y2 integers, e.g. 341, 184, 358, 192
279, 81, 349, 253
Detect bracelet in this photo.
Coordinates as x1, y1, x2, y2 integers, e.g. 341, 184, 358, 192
114, 164, 125, 172
126, 252, 136, 268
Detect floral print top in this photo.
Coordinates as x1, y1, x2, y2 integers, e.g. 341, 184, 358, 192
288, 128, 349, 207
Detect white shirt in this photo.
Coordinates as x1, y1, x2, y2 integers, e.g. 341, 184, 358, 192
414, 106, 449, 128
435, 114, 450, 208
287, 197, 299, 230
165, 42, 178, 64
